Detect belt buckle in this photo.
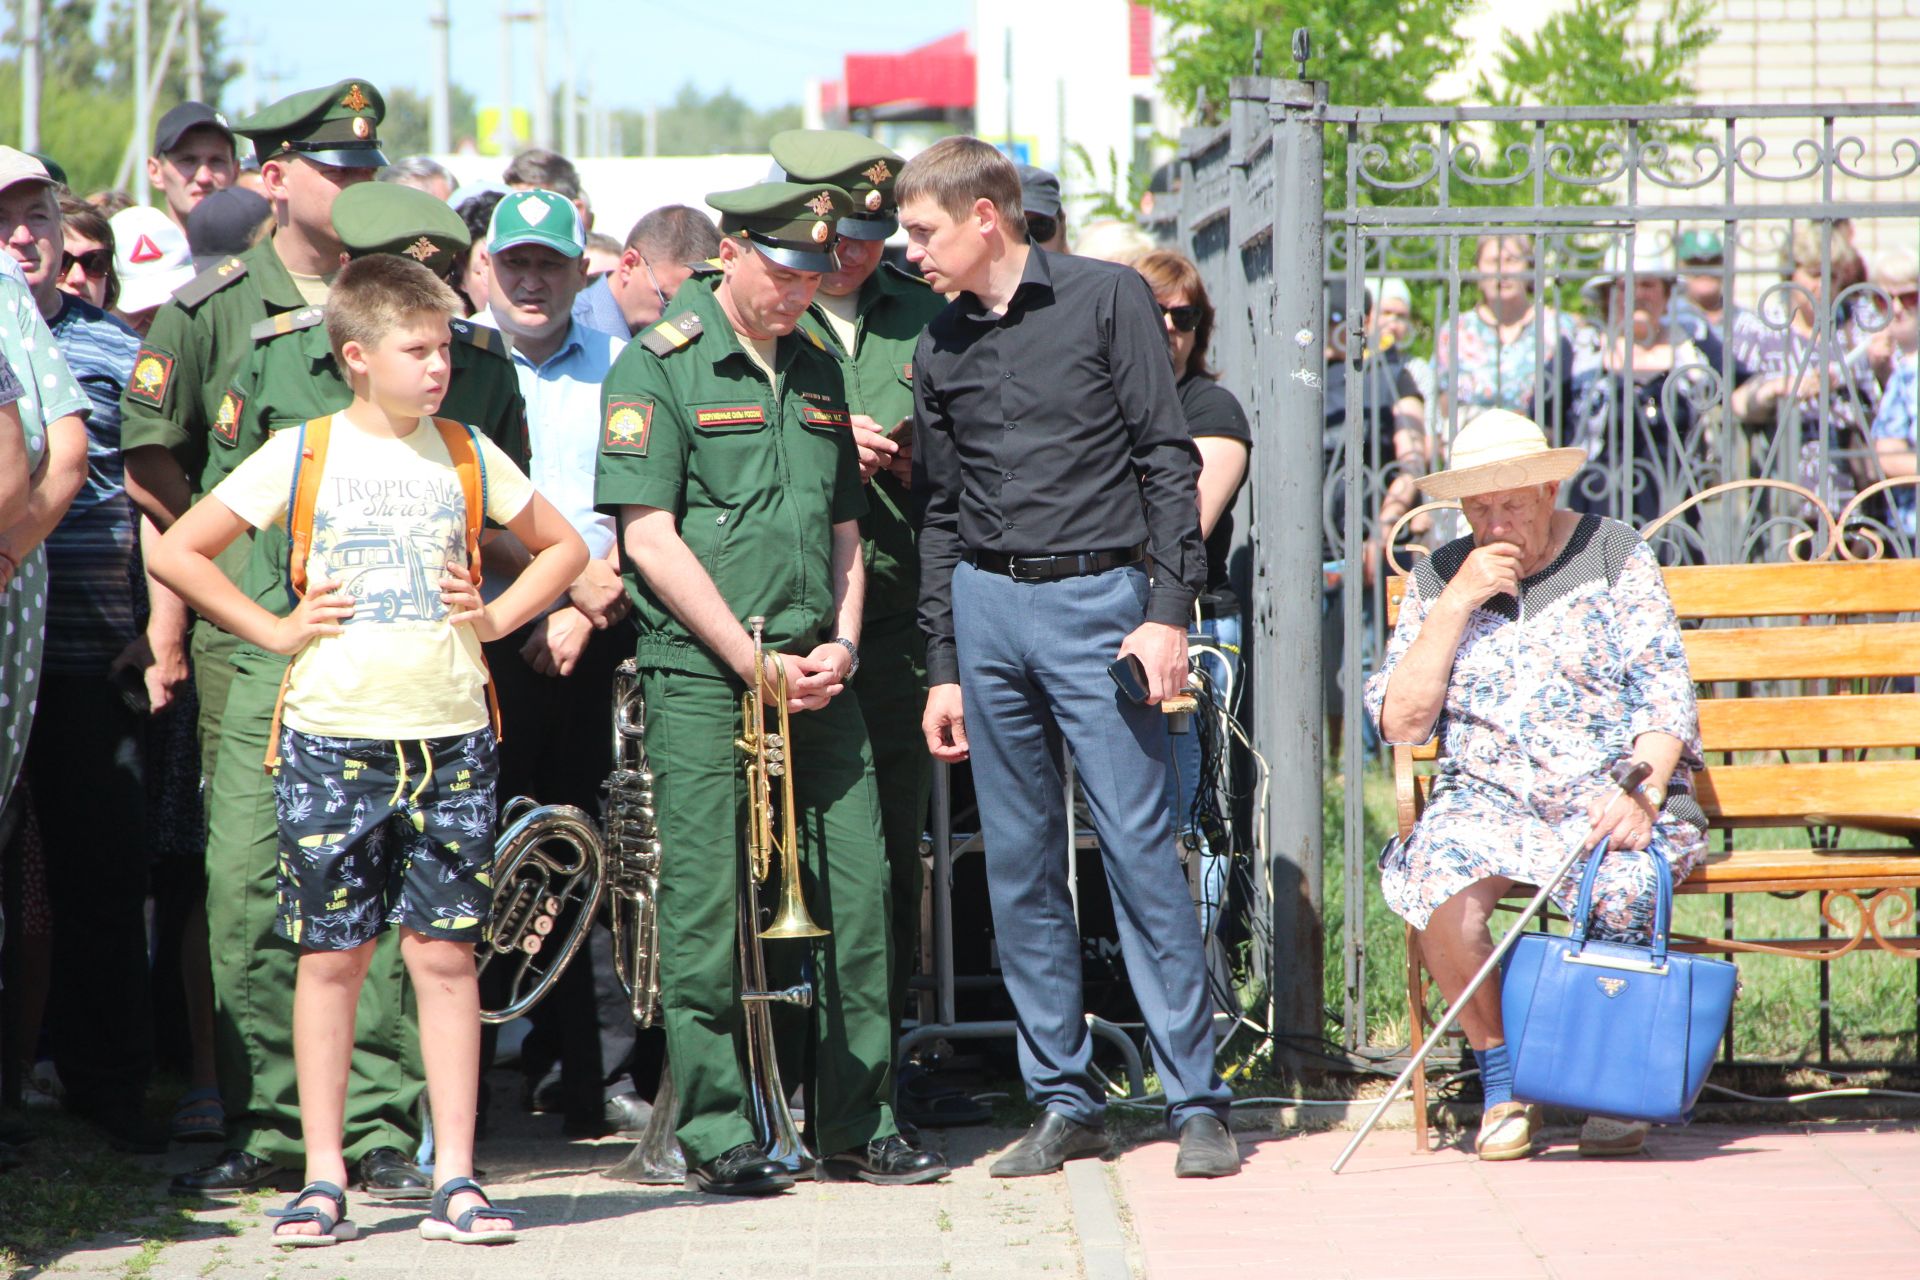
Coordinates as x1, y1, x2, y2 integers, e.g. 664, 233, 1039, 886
1007, 555, 1050, 582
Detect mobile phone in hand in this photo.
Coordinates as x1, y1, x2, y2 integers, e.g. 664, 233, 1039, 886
1107, 654, 1150, 705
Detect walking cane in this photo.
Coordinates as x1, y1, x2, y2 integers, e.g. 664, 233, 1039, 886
1330, 759, 1652, 1174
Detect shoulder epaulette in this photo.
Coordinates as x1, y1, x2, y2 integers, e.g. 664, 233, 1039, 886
171, 256, 249, 308
882, 260, 933, 288
250, 306, 326, 342
640, 310, 703, 357
687, 258, 722, 278
449, 317, 508, 357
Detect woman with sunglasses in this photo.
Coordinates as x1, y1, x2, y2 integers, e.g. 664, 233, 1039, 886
57, 197, 118, 312
1134, 249, 1250, 970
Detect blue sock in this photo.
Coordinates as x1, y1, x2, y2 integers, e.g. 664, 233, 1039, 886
1475, 1044, 1513, 1108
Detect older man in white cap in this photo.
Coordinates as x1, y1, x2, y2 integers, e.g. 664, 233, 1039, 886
1364, 409, 1706, 1164
108, 205, 196, 335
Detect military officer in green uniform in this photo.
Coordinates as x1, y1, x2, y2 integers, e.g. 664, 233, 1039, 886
596, 181, 947, 1194
115, 82, 425, 1200
770, 134, 974, 1131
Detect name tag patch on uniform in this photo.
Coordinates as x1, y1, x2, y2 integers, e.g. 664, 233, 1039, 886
128, 346, 175, 406
802, 407, 852, 428
604, 401, 653, 455
212, 389, 244, 446
694, 406, 765, 430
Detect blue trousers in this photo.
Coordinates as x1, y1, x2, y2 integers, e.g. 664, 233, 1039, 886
952, 561, 1229, 1130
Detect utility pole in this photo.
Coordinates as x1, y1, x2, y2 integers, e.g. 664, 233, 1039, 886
134, 0, 152, 205
185, 0, 203, 101
497, 1, 516, 157
431, 0, 452, 154
530, 0, 549, 150
20, 0, 41, 153
560, 0, 578, 157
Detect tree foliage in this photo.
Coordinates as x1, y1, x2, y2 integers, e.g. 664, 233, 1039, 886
379, 83, 483, 161
0, 1, 240, 194
613, 85, 801, 158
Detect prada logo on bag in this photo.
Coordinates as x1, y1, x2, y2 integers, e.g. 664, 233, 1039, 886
1597, 976, 1627, 998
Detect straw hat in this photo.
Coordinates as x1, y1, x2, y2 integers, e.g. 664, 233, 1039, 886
1419, 409, 1585, 499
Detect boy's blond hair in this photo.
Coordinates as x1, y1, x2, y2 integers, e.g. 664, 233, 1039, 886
325, 254, 463, 365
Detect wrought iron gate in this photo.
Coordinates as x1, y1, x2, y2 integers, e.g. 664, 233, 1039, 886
1169, 78, 1920, 1065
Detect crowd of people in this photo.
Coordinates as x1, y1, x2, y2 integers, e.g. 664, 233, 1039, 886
0, 77, 1256, 1248
3, 67, 1916, 1251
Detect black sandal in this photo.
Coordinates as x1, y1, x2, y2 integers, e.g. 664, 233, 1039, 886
266, 1181, 357, 1248
419, 1176, 523, 1245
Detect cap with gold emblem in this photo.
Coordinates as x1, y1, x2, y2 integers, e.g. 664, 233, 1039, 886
707, 181, 853, 274
330, 181, 470, 277
232, 78, 388, 169
768, 130, 903, 241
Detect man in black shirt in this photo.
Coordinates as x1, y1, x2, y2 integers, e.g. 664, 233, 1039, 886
899, 137, 1237, 1180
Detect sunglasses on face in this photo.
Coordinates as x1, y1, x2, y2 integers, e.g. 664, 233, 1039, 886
1161, 304, 1201, 332
62, 248, 112, 278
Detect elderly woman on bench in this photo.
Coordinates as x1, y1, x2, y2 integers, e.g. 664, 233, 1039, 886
1362, 410, 1706, 1163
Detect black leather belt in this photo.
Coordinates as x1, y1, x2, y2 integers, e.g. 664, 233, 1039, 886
967, 545, 1144, 582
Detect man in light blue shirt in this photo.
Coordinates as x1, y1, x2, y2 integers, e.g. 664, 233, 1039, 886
569, 204, 720, 340
1871, 354, 1919, 538
475, 188, 650, 1138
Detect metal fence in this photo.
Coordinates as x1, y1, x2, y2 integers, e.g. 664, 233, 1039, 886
1168, 78, 1920, 1064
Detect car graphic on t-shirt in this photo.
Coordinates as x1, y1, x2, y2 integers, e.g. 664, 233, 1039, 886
314, 525, 457, 624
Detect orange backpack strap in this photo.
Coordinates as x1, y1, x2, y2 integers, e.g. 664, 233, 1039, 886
265, 417, 335, 771
432, 417, 503, 741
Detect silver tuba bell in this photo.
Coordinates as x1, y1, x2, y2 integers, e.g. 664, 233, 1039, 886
478, 660, 663, 1026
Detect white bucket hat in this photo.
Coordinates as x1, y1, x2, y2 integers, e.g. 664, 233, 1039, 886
110, 205, 196, 314
1419, 409, 1585, 499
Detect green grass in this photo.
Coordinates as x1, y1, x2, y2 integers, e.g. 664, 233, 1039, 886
1321, 762, 1919, 1065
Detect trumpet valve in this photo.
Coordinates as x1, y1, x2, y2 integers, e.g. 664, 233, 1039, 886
531, 914, 555, 937
520, 933, 544, 956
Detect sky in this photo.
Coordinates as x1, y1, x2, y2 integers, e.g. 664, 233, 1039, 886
215, 0, 973, 116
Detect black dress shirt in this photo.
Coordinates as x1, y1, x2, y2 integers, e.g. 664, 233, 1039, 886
912, 245, 1204, 685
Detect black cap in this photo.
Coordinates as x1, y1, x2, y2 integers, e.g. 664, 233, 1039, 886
154, 102, 236, 158
1016, 164, 1061, 220
185, 187, 270, 271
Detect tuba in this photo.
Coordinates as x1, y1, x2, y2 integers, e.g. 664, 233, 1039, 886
478, 660, 663, 1026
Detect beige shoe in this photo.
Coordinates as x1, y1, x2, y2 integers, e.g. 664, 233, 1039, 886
1578, 1115, 1649, 1157
1474, 1101, 1539, 1161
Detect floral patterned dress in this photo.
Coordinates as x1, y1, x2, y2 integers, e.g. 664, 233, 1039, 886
1362, 516, 1707, 942
0, 269, 90, 814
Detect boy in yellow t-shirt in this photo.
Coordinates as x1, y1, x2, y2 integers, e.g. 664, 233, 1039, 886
152, 255, 587, 1248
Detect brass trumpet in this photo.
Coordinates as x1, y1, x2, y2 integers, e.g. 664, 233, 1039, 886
738, 617, 827, 942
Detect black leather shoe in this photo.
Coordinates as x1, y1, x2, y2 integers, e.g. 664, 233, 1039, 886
684, 1142, 794, 1196
169, 1149, 294, 1197
989, 1111, 1108, 1178
355, 1146, 430, 1200
1174, 1113, 1242, 1178
821, 1134, 950, 1186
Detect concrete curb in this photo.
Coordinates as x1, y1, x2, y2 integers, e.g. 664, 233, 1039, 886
1066, 1158, 1137, 1280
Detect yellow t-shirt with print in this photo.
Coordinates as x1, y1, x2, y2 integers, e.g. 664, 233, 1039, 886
211, 412, 535, 740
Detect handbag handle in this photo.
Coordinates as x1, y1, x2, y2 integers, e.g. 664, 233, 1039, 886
1567, 837, 1674, 966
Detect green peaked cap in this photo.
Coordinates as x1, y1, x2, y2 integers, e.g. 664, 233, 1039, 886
234, 78, 388, 169
768, 129, 903, 241
707, 180, 853, 273
331, 182, 469, 277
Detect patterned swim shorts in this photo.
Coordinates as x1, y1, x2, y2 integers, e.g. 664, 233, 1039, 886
272, 727, 498, 951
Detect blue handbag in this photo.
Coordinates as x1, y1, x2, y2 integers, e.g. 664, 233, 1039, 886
1500, 842, 1738, 1125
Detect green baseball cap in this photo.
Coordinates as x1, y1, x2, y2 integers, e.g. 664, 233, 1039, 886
1677, 229, 1724, 264
234, 78, 387, 169
487, 188, 584, 258
768, 129, 903, 241
708, 181, 852, 273
331, 182, 470, 277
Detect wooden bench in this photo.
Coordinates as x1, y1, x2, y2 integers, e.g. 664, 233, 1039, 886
1389, 557, 1920, 1153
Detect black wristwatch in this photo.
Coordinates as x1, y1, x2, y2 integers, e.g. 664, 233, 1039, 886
831, 636, 860, 679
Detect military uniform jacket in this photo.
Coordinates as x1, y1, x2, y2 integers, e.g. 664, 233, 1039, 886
798, 262, 945, 625
205, 308, 531, 613
120, 235, 308, 497
595, 274, 866, 680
